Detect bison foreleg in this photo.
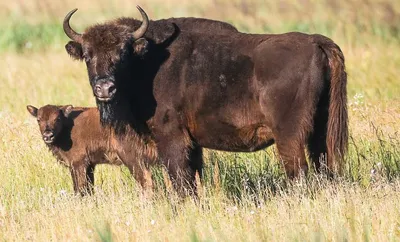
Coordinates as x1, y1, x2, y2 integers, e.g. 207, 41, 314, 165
156, 133, 199, 197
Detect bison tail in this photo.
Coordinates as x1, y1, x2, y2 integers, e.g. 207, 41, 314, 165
318, 37, 348, 173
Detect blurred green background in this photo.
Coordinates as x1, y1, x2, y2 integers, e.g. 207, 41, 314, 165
1, 0, 400, 101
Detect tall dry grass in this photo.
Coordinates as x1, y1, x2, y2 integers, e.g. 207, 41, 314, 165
0, 0, 399, 241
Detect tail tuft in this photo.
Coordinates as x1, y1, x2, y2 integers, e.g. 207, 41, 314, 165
316, 36, 348, 173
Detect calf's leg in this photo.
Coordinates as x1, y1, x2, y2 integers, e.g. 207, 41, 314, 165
70, 163, 94, 196
114, 137, 154, 192
127, 159, 153, 191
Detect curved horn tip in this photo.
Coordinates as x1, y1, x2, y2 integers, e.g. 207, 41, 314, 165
132, 5, 149, 40
65, 8, 78, 20
63, 8, 82, 43
136, 5, 148, 17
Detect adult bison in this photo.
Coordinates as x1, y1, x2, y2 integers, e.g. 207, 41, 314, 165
63, 6, 348, 194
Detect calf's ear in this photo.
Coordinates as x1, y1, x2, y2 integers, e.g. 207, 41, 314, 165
65, 41, 83, 60
26, 105, 38, 117
61, 105, 73, 118
133, 38, 149, 57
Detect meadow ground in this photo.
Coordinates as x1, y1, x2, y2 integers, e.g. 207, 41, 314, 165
0, 0, 400, 241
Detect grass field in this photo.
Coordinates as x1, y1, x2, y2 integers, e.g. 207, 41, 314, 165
1, 0, 400, 241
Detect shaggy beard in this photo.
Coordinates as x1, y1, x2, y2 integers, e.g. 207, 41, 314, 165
97, 99, 119, 126
96, 97, 132, 134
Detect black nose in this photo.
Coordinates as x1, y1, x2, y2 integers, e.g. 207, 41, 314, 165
43, 131, 54, 143
94, 80, 116, 101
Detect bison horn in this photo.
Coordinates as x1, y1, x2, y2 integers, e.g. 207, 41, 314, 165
132, 6, 149, 40
63, 8, 83, 43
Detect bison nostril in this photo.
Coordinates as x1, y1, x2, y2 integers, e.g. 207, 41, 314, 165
95, 85, 102, 95
108, 84, 116, 95
43, 131, 54, 138
43, 131, 54, 143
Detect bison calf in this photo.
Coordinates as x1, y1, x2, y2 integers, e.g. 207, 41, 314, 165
27, 104, 156, 195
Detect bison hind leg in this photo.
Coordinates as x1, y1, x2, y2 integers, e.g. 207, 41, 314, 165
275, 136, 308, 179
273, 113, 313, 179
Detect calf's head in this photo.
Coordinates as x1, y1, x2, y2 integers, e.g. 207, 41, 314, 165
63, 6, 150, 103
27, 105, 73, 144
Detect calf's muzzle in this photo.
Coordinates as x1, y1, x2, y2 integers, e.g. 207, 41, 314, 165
42, 130, 55, 144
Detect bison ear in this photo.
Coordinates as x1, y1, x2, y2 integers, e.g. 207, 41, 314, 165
65, 41, 83, 60
61, 105, 73, 118
133, 38, 149, 57
27, 105, 38, 117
